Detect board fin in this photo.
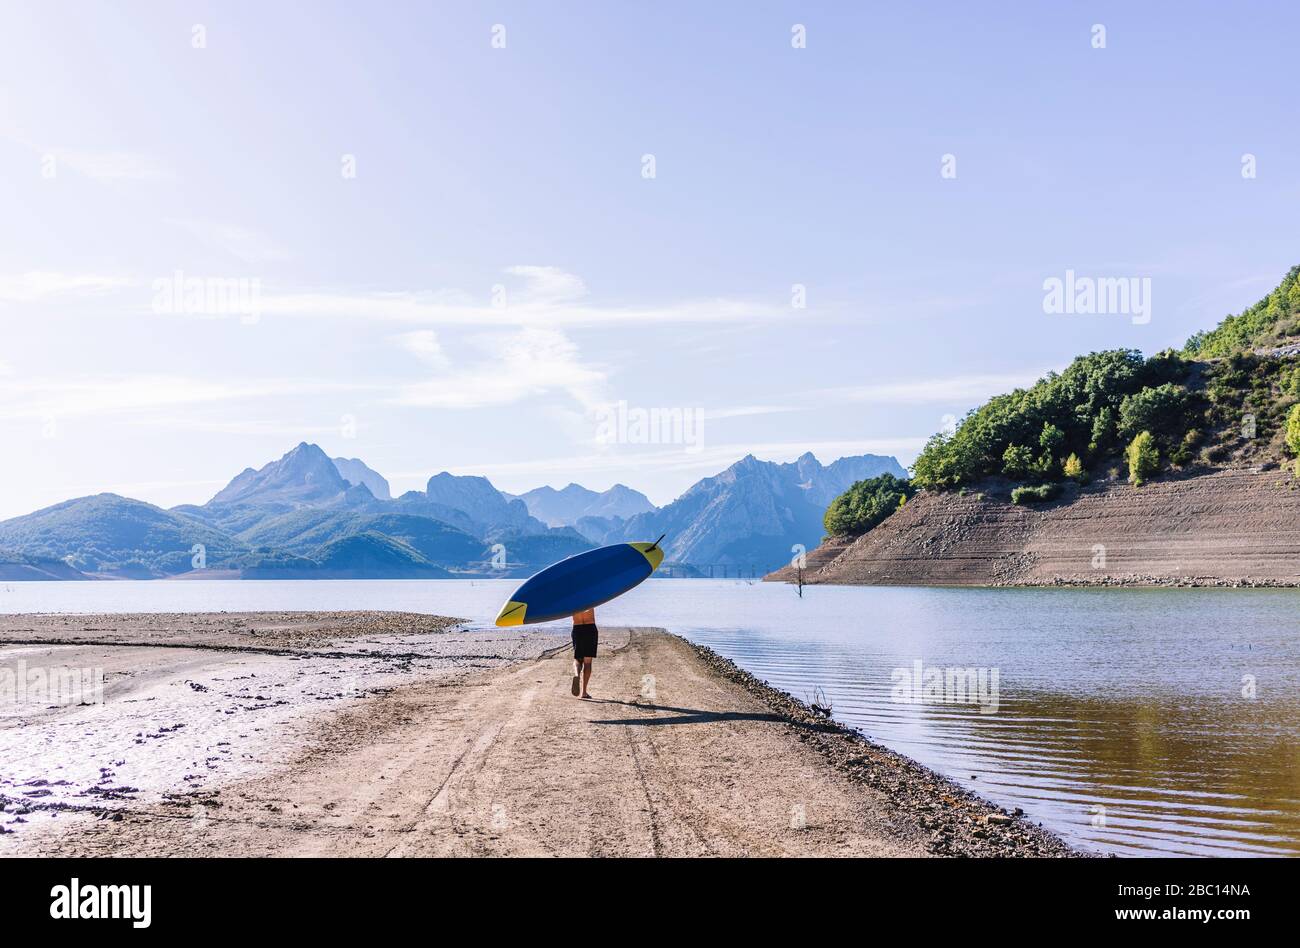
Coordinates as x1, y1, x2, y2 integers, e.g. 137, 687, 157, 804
629, 540, 665, 572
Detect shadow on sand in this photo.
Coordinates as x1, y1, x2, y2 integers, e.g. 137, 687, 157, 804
585, 698, 789, 727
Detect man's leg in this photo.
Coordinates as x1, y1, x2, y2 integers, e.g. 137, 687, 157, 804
571, 657, 582, 696
580, 656, 593, 697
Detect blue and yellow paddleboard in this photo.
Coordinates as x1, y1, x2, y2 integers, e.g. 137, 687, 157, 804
494, 540, 664, 626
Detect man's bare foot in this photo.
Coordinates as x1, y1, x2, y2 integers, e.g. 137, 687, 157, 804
571, 675, 580, 697
580, 693, 592, 700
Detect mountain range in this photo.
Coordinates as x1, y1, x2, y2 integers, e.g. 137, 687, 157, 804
0, 442, 904, 580
508, 483, 655, 528
606, 452, 904, 567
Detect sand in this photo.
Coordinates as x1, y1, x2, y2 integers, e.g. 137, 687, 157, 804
2, 613, 1073, 857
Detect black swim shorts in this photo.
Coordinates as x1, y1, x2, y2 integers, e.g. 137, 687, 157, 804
572, 623, 599, 659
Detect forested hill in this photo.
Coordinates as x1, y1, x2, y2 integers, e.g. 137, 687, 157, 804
1185, 265, 1300, 358
776, 268, 1300, 588
818, 267, 1300, 539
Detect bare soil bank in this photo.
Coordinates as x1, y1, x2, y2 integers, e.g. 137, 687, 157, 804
0, 611, 461, 653
770, 467, 1300, 587
5, 619, 1073, 857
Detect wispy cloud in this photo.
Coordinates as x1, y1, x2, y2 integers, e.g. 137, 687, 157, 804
809, 370, 1051, 407
0, 375, 372, 421
125, 417, 347, 437
170, 219, 290, 263
0, 271, 138, 303
261, 265, 787, 328
47, 148, 172, 181
505, 265, 586, 303
394, 330, 451, 369
703, 404, 800, 420
0, 264, 791, 329
390, 328, 607, 410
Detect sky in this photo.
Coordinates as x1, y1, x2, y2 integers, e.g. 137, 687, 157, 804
1, 1, 1299, 520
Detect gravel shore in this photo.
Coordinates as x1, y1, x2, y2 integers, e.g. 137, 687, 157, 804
3, 614, 1079, 857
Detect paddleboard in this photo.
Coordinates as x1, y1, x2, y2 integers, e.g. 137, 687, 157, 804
494, 539, 664, 626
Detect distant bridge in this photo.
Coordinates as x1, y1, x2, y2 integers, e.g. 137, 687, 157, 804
657, 563, 783, 580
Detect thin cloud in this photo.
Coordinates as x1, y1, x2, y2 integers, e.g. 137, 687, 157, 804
394, 330, 451, 370
0, 375, 373, 421
260, 265, 788, 328
48, 148, 173, 181
0, 265, 791, 329
390, 327, 607, 410
125, 417, 346, 437
703, 404, 800, 420
504, 265, 586, 302
170, 219, 291, 263
809, 370, 1051, 407
0, 271, 138, 302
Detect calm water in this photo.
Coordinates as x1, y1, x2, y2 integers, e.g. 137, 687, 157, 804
3, 578, 1298, 857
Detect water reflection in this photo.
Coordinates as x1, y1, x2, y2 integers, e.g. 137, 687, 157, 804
691, 629, 1300, 856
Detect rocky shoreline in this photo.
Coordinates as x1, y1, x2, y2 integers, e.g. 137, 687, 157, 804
681, 638, 1084, 858
1004, 574, 1300, 589
769, 468, 1300, 588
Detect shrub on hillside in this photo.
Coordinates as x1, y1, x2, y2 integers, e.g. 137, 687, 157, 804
1001, 444, 1035, 478
1011, 483, 1061, 505
1127, 431, 1160, 486
1287, 404, 1300, 476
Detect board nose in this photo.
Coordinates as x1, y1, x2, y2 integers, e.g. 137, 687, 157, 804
495, 600, 527, 626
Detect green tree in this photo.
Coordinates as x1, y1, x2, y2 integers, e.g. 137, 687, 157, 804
823, 474, 917, 536
1089, 406, 1115, 454
1118, 383, 1193, 442
1126, 431, 1160, 486
1287, 404, 1300, 477
1063, 452, 1084, 480
1038, 422, 1065, 454
1001, 444, 1035, 478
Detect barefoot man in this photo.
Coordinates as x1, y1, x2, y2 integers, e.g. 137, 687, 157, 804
570, 608, 599, 699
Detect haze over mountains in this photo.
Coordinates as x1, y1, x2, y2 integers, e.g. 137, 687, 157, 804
0, 442, 904, 581
508, 484, 656, 527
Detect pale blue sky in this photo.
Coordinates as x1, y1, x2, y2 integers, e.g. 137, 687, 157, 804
1, 1, 1298, 519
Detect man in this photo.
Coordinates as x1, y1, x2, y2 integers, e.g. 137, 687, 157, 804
570, 607, 598, 699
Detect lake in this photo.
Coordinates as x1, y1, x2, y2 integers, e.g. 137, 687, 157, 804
2, 578, 1296, 857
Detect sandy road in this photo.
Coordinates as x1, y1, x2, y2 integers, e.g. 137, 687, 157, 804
20, 628, 925, 857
